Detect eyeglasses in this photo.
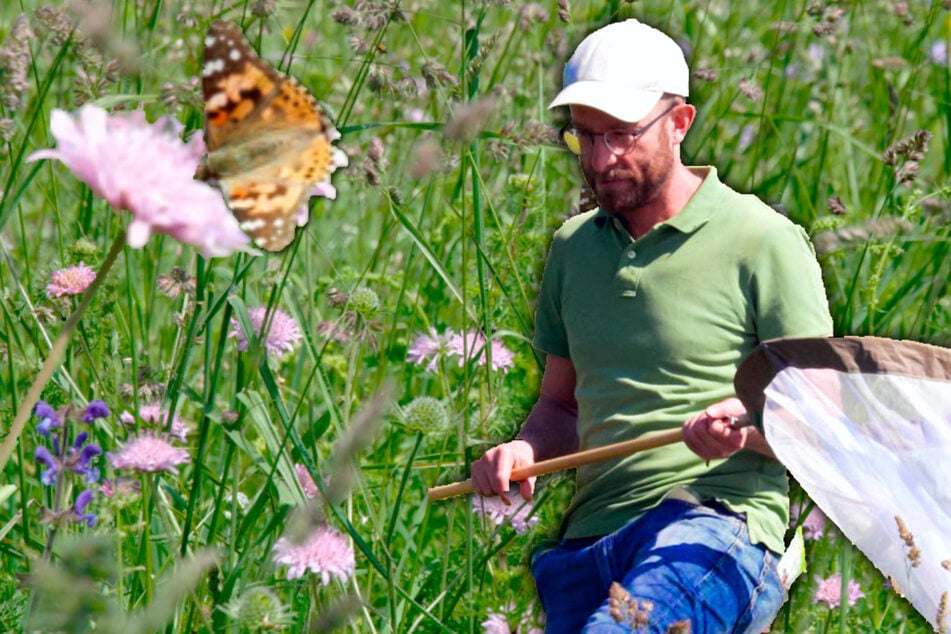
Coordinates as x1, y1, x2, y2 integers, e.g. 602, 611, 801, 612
561, 103, 679, 156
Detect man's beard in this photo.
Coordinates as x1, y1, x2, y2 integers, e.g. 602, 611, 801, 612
583, 144, 675, 215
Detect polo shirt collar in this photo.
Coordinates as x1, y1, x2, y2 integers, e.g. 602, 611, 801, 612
592, 166, 723, 235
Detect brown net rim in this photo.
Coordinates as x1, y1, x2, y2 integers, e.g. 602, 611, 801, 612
734, 336, 951, 418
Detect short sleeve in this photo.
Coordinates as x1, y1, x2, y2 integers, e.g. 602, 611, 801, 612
749, 223, 834, 342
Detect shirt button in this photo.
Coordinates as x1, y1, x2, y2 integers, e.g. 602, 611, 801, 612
626, 250, 636, 259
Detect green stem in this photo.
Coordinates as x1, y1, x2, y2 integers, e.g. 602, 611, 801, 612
117, 504, 125, 609
0, 229, 125, 471
142, 472, 154, 604
838, 546, 853, 634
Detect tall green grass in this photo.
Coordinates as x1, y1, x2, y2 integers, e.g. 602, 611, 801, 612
1, 0, 948, 631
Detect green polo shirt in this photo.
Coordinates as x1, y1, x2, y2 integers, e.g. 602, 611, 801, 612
533, 167, 833, 554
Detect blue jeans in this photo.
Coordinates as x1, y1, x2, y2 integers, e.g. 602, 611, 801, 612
530, 498, 784, 633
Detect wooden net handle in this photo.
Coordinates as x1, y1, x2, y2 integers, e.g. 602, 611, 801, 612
427, 428, 684, 502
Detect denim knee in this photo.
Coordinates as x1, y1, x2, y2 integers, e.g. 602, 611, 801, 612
580, 501, 784, 634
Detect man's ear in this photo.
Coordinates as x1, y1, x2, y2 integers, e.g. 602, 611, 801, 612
670, 103, 696, 143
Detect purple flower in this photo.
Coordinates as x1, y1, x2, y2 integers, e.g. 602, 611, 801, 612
35, 445, 59, 485
70, 432, 102, 483
272, 524, 355, 584
33, 401, 61, 436
230, 306, 302, 359
27, 105, 250, 258
108, 432, 190, 474
46, 262, 96, 297
471, 489, 539, 535
81, 400, 110, 423
120, 404, 188, 443
71, 489, 97, 527
813, 573, 865, 608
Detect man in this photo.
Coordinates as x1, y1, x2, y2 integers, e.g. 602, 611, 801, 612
470, 19, 833, 634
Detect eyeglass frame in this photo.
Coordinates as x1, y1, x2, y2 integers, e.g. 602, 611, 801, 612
560, 102, 681, 156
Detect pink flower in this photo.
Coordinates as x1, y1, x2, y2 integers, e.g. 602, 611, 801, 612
98, 477, 140, 498
230, 306, 302, 358
482, 612, 513, 634
471, 489, 539, 535
27, 105, 249, 257
487, 337, 516, 372
272, 524, 355, 584
47, 262, 96, 297
448, 329, 486, 365
409, 328, 516, 373
791, 502, 827, 540
108, 432, 191, 474
407, 328, 451, 371
932, 41, 948, 65
481, 604, 545, 634
449, 329, 516, 373
294, 464, 319, 499
120, 404, 188, 443
813, 573, 865, 608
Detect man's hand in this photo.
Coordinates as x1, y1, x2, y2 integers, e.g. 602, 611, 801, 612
470, 354, 578, 504
682, 397, 753, 461
471, 439, 536, 504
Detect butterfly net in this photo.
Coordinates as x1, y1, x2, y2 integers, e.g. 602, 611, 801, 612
735, 337, 951, 632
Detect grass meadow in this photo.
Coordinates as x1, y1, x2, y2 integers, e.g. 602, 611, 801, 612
1, 0, 949, 631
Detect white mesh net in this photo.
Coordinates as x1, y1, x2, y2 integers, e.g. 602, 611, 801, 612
763, 365, 951, 632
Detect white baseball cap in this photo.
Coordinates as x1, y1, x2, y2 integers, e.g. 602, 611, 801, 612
548, 19, 690, 123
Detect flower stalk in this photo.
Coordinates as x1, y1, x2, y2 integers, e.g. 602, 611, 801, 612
0, 229, 125, 472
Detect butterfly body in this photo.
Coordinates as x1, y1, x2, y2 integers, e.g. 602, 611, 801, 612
202, 129, 324, 178
198, 20, 343, 252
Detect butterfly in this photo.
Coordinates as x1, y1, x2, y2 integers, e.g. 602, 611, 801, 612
196, 20, 345, 252
577, 181, 598, 214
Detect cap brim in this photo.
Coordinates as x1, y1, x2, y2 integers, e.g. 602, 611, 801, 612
548, 82, 663, 123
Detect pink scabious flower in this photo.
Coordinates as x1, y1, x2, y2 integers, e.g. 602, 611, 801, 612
791, 502, 828, 540
108, 432, 191, 474
294, 463, 319, 499
27, 105, 249, 258
230, 306, 302, 358
481, 604, 545, 634
931, 41, 948, 65
408, 328, 516, 373
482, 612, 513, 634
471, 489, 539, 535
813, 573, 865, 608
487, 337, 516, 373
47, 262, 96, 297
120, 404, 188, 443
448, 329, 486, 365
449, 329, 516, 373
407, 328, 452, 371
272, 524, 355, 584
98, 477, 140, 498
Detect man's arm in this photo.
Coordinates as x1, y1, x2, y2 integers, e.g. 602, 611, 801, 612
471, 354, 578, 502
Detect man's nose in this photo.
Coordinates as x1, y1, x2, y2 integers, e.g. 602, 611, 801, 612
586, 139, 618, 173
